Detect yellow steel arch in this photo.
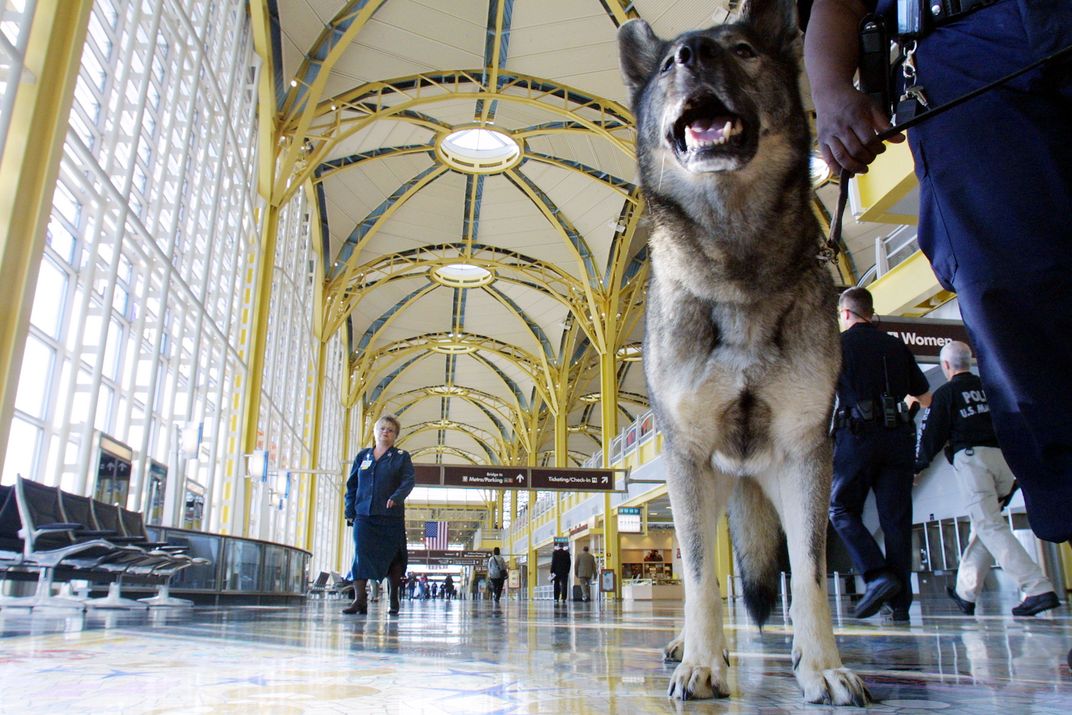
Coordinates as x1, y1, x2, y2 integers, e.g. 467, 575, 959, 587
279, 70, 634, 204
386, 386, 520, 431
324, 243, 600, 345
409, 444, 486, 464
348, 331, 556, 413
405, 421, 507, 462
274, 0, 390, 204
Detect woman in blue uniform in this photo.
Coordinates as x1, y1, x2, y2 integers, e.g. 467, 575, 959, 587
342, 414, 415, 615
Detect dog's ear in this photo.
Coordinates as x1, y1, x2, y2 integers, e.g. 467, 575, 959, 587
618, 19, 664, 94
739, 0, 800, 52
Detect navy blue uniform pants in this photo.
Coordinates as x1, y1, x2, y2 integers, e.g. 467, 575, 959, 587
908, 0, 1072, 541
830, 426, 916, 609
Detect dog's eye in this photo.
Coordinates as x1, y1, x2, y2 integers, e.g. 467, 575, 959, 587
660, 56, 674, 74
733, 43, 756, 59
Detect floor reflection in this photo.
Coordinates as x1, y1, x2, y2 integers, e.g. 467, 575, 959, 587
0, 593, 1068, 713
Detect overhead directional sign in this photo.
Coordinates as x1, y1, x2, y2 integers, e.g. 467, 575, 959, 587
407, 549, 490, 566
529, 467, 614, 492
412, 464, 622, 492
442, 465, 528, 488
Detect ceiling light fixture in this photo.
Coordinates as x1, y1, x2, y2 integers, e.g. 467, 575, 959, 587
437, 126, 522, 175
430, 263, 495, 288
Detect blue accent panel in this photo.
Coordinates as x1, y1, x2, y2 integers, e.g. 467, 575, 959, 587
367, 353, 424, 404
331, 164, 444, 278
462, 175, 485, 245
349, 74, 627, 120
524, 151, 635, 193
355, 285, 432, 351
506, 170, 599, 287
320, 144, 435, 174
621, 245, 647, 285
314, 180, 332, 266
474, 355, 528, 410
486, 285, 555, 362
570, 336, 591, 364
519, 119, 629, 134
288, 0, 383, 118
472, 399, 509, 438
476, 0, 514, 120
267, 0, 287, 111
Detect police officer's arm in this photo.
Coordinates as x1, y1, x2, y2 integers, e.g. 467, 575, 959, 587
915, 385, 952, 472
386, 450, 416, 509
804, 0, 905, 175
344, 451, 362, 521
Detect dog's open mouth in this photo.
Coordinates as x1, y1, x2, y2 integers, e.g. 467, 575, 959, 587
667, 94, 754, 169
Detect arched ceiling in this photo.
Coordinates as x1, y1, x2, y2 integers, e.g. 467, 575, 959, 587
266, 0, 885, 467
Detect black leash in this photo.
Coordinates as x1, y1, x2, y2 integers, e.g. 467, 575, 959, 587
820, 43, 1072, 265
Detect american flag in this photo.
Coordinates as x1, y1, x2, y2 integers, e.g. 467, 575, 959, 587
424, 521, 448, 550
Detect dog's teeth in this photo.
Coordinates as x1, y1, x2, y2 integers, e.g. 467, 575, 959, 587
723, 120, 732, 137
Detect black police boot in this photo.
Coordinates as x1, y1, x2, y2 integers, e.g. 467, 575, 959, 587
342, 579, 368, 614
1012, 591, 1059, 616
946, 586, 976, 616
853, 573, 901, 618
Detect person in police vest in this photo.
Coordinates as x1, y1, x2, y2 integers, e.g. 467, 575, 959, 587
916, 341, 1059, 617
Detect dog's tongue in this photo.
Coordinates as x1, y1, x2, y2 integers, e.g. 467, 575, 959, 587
686, 117, 734, 149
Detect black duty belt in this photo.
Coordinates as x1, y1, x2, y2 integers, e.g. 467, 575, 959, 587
929, 0, 998, 26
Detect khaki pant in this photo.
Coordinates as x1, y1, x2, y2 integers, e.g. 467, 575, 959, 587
953, 447, 1053, 601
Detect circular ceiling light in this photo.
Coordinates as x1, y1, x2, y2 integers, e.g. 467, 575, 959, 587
431, 263, 494, 288
438, 127, 522, 174
429, 335, 477, 355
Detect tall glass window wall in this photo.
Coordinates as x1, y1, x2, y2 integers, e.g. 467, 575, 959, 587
0, 0, 35, 167
249, 189, 339, 549
2, 0, 353, 572
311, 330, 346, 576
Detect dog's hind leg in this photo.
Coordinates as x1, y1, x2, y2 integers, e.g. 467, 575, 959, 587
756, 446, 871, 706
664, 452, 732, 700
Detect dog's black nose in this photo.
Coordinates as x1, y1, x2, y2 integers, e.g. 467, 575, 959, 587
675, 36, 715, 68
676, 44, 693, 66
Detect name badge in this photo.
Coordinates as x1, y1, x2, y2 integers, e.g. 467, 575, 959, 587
360, 458, 372, 470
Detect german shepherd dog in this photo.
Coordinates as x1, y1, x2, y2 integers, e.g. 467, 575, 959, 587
618, 0, 869, 705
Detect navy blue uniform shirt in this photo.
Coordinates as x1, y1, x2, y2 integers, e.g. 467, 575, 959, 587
344, 446, 415, 519
837, 321, 929, 414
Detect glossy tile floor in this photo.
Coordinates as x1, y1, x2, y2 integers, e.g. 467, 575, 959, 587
1, 591, 1070, 714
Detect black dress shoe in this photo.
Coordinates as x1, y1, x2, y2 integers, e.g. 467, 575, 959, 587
1012, 591, 1060, 616
946, 586, 976, 616
853, 574, 901, 618
341, 603, 367, 615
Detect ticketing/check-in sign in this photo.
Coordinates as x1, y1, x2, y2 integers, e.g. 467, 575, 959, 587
442, 465, 529, 489
529, 467, 614, 491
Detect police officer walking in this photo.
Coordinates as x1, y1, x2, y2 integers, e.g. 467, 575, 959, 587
830, 287, 931, 621
916, 341, 1059, 617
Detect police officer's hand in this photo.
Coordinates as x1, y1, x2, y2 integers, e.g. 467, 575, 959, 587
386, 498, 397, 509
813, 85, 904, 175
346, 518, 354, 527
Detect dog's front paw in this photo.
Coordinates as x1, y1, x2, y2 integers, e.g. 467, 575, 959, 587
797, 666, 871, 706
663, 634, 684, 662
667, 661, 730, 701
